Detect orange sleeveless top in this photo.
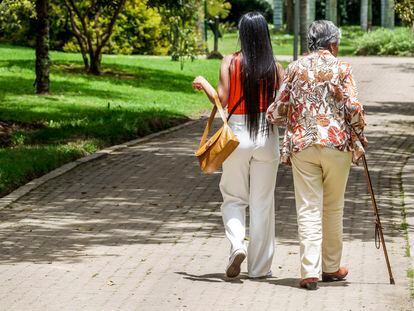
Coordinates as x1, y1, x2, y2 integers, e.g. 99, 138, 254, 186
227, 52, 278, 115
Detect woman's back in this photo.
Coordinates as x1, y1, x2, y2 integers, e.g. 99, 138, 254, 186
227, 52, 283, 117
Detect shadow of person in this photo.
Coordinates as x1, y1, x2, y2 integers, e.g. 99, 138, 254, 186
252, 277, 351, 289
251, 277, 300, 289
175, 271, 248, 284
318, 280, 350, 288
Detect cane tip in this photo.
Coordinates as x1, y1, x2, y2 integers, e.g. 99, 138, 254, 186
390, 278, 395, 285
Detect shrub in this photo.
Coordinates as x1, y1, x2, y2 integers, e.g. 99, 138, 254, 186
0, 0, 169, 55
355, 28, 414, 56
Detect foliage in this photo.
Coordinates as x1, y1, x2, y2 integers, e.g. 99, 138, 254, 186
207, 0, 231, 19
0, 0, 36, 45
0, 0, 170, 56
354, 27, 414, 56
150, 0, 202, 67
0, 1, 80, 50
224, 0, 273, 24
63, 0, 169, 55
395, 0, 414, 30
340, 25, 365, 42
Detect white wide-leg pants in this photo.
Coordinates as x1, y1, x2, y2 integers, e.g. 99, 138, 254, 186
219, 114, 279, 278
291, 145, 352, 279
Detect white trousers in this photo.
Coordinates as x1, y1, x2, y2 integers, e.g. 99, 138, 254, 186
220, 114, 279, 278
291, 145, 352, 279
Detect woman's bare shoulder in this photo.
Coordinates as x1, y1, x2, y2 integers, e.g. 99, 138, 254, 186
222, 54, 234, 66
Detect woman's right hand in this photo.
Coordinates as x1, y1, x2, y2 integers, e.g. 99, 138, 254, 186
192, 76, 206, 91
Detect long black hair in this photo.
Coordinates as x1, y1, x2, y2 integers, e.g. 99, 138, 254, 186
238, 12, 277, 138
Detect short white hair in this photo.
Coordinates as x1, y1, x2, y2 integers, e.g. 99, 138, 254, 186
307, 20, 341, 51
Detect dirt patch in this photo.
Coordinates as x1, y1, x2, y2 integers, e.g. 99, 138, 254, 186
52, 64, 136, 80
0, 121, 45, 147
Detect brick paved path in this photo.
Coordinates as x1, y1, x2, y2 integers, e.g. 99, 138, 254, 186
0, 57, 413, 311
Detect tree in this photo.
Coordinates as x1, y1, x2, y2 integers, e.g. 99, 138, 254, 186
225, 0, 273, 24
35, 0, 50, 94
360, 0, 368, 30
395, 0, 414, 31
149, 0, 201, 67
381, 0, 395, 28
286, 0, 294, 33
0, 0, 38, 50
300, 0, 315, 54
325, 0, 337, 24
273, 0, 283, 31
62, 0, 127, 75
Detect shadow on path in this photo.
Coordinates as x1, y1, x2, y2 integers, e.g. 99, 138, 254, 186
0, 94, 412, 264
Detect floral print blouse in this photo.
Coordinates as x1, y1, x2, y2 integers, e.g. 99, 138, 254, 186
266, 50, 367, 165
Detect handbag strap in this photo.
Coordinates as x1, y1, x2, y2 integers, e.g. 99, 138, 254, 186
227, 96, 243, 121
199, 96, 228, 149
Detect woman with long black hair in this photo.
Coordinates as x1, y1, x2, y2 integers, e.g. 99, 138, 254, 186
192, 12, 284, 278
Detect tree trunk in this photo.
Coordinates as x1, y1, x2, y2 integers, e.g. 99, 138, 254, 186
273, 0, 283, 32
88, 52, 101, 75
325, 0, 337, 25
387, 0, 395, 28
360, 0, 368, 30
300, 0, 315, 54
300, 0, 307, 54
368, 0, 373, 31
171, 24, 179, 61
35, 0, 50, 94
286, 0, 294, 34
307, 0, 316, 23
381, 0, 395, 28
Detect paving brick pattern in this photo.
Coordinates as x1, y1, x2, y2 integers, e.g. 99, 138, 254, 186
0, 57, 413, 310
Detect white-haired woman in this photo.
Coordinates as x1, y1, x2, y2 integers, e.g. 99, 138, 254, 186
267, 20, 367, 290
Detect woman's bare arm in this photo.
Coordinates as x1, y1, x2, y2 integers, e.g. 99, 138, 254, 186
192, 55, 232, 107
217, 55, 232, 107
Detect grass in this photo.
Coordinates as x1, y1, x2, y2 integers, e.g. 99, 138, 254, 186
408, 268, 414, 298
208, 26, 359, 57
208, 32, 294, 56
0, 44, 225, 196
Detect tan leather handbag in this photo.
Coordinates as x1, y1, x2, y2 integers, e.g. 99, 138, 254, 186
195, 96, 240, 174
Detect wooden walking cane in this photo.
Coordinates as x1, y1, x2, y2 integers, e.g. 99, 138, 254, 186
361, 154, 395, 285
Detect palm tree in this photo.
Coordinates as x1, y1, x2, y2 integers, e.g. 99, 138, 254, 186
325, 0, 337, 25
286, 0, 294, 33
381, 0, 395, 28
300, 0, 315, 54
273, 0, 283, 31
361, 0, 368, 30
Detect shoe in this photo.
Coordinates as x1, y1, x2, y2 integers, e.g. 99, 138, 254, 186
249, 271, 273, 279
322, 267, 348, 282
225, 249, 246, 278
299, 277, 319, 290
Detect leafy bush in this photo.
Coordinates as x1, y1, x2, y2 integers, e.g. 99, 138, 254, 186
355, 28, 414, 56
0, 0, 169, 55
62, 0, 169, 55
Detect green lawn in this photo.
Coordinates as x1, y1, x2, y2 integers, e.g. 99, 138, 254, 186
208, 26, 359, 57
208, 32, 294, 56
0, 44, 225, 196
